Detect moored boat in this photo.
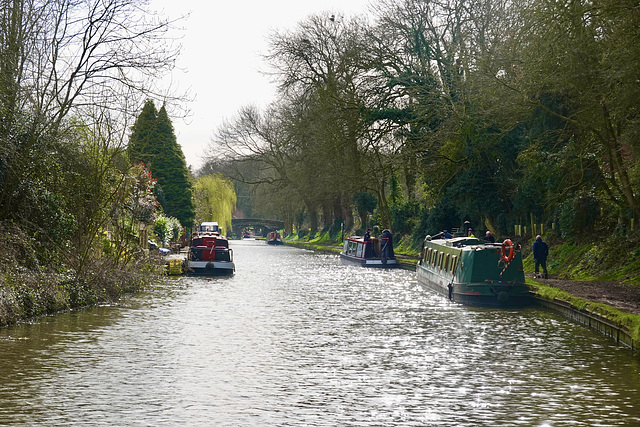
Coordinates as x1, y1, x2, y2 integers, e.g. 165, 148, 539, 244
416, 235, 531, 307
266, 231, 284, 245
185, 222, 235, 275
340, 235, 399, 268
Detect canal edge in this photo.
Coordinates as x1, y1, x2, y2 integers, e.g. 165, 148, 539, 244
531, 293, 637, 353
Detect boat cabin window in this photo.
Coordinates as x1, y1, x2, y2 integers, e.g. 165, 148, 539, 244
424, 247, 431, 262
431, 250, 437, 266
199, 223, 219, 233
450, 255, 458, 273
438, 252, 445, 269
344, 240, 358, 255
444, 253, 450, 271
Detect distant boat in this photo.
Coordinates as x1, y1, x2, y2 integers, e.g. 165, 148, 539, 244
340, 235, 399, 268
266, 231, 284, 245
416, 235, 531, 307
184, 222, 235, 275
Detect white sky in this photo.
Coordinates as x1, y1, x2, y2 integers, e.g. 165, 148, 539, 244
152, 0, 373, 170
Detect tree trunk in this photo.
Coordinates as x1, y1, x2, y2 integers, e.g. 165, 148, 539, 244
321, 201, 332, 229
601, 103, 639, 220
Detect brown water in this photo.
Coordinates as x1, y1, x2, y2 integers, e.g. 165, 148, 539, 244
1, 239, 639, 426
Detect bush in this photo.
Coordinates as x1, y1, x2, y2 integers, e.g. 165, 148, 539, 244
557, 192, 600, 239
391, 201, 421, 234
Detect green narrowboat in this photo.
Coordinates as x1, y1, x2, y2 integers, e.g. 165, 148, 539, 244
416, 235, 532, 307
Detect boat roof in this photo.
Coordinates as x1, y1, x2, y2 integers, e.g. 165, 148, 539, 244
196, 222, 223, 237
345, 236, 377, 242
426, 236, 499, 248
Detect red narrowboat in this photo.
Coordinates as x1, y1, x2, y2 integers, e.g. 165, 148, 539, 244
185, 222, 235, 275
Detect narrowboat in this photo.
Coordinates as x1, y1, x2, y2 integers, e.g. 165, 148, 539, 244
340, 235, 399, 268
266, 231, 284, 245
185, 222, 235, 275
416, 235, 531, 307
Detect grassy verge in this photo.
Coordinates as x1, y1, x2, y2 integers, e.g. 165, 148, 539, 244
528, 278, 640, 344
521, 232, 640, 284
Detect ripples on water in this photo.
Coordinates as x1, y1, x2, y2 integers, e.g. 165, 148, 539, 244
1, 240, 639, 426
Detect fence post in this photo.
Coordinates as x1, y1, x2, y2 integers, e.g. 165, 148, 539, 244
530, 213, 534, 237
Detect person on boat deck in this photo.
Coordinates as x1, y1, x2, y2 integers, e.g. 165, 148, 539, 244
443, 230, 453, 239
381, 229, 394, 259
363, 228, 373, 258
467, 228, 475, 237
483, 230, 495, 243
533, 235, 549, 279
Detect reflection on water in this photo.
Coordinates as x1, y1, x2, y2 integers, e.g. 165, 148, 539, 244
1, 239, 639, 426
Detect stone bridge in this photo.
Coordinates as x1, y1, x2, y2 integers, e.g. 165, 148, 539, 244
232, 218, 284, 235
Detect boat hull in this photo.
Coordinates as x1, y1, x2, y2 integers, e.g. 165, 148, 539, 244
416, 263, 531, 307
185, 260, 235, 276
340, 253, 400, 268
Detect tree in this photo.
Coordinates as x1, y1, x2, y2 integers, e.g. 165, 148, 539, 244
496, 0, 640, 223
266, 13, 373, 229
128, 101, 195, 228
353, 191, 377, 230
128, 100, 159, 166
154, 105, 195, 228
0, 0, 181, 224
193, 174, 237, 235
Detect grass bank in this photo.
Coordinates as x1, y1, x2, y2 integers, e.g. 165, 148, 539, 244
519, 232, 640, 284
528, 279, 640, 345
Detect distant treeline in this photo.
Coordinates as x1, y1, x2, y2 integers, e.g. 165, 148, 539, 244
204, 0, 640, 244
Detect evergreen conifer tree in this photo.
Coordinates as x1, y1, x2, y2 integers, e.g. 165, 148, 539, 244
128, 99, 158, 166
128, 101, 195, 228
154, 105, 195, 227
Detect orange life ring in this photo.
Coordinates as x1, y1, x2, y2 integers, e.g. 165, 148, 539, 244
501, 239, 515, 263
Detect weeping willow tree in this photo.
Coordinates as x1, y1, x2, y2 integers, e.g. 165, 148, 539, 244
194, 174, 237, 235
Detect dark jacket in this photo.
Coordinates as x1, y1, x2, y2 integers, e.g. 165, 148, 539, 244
381, 230, 394, 257
532, 238, 549, 260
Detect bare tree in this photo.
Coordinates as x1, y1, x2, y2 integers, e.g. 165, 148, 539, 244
0, 0, 183, 220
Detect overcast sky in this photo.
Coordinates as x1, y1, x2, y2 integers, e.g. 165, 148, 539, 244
152, 0, 373, 170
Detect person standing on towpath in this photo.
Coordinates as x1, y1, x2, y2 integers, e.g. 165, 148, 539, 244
533, 235, 549, 279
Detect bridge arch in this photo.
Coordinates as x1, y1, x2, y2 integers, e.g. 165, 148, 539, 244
232, 218, 284, 236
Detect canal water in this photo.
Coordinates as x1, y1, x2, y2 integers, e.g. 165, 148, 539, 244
1, 240, 639, 426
